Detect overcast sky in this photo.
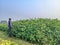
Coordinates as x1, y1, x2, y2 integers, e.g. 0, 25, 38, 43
0, 0, 60, 21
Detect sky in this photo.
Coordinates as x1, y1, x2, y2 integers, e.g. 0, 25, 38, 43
0, 0, 60, 21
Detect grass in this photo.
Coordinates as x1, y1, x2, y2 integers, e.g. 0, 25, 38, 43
0, 31, 38, 45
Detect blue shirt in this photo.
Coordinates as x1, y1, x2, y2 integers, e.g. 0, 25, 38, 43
8, 20, 12, 28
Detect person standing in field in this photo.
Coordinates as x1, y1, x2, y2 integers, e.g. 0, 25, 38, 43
8, 18, 12, 37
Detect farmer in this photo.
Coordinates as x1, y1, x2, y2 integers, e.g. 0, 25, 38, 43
8, 18, 12, 37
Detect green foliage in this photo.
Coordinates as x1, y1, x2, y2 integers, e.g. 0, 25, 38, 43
0, 24, 8, 32
0, 18, 60, 45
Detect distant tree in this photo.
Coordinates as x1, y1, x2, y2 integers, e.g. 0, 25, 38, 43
1, 20, 7, 24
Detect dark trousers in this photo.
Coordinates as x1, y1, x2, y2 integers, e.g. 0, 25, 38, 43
8, 27, 12, 37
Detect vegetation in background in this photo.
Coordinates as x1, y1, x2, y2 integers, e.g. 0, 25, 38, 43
0, 18, 60, 45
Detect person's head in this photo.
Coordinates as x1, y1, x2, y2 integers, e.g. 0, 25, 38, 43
9, 18, 11, 21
